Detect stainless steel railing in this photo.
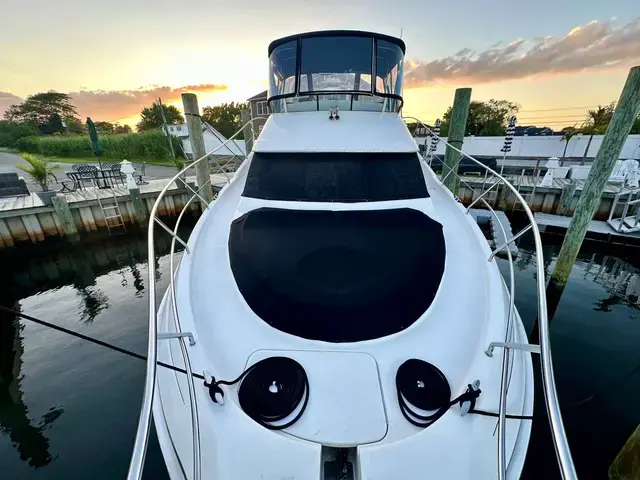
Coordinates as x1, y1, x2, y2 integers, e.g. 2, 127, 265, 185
129, 114, 576, 479
405, 117, 577, 480
127, 121, 252, 480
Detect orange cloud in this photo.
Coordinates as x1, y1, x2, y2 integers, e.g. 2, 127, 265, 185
404, 17, 640, 88
69, 84, 228, 121
0, 84, 228, 122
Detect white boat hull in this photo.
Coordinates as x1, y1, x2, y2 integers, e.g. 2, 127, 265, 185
151, 134, 535, 478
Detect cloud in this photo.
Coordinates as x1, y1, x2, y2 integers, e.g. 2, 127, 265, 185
0, 84, 228, 122
404, 17, 640, 88
69, 84, 228, 121
0, 91, 23, 118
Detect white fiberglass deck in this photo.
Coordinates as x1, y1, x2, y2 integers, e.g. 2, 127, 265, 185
152, 117, 534, 478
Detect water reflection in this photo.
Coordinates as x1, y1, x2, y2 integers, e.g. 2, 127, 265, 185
0, 224, 189, 471
583, 254, 640, 309
1, 219, 638, 479
0, 304, 63, 468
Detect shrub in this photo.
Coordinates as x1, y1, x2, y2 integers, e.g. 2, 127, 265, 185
15, 136, 40, 153
0, 121, 38, 148
14, 130, 182, 160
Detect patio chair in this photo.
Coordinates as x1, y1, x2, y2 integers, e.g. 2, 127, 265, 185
76, 165, 99, 187
110, 163, 126, 185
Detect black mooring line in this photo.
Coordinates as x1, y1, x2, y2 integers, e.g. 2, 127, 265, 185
0, 305, 205, 380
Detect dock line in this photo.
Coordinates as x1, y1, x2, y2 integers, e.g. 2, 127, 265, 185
2, 304, 636, 413
0, 304, 205, 380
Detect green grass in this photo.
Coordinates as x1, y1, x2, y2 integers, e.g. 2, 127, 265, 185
0, 146, 18, 153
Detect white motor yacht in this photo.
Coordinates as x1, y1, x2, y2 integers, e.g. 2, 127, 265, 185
128, 30, 577, 480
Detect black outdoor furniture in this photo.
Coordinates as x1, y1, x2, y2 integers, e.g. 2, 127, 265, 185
0, 173, 30, 198
99, 169, 124, 188
110, 163, 126, 185
76, 165, 99, 187
59, 166, 126, 192
59, 172, 84, 192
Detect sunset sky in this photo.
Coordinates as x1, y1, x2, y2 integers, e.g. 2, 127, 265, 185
1, 0, 639, 129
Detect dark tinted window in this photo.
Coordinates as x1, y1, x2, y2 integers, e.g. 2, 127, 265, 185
299, 36, 373, 93
243, 152, 428, 202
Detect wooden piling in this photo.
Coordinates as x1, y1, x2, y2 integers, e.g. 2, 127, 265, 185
551, 66, 640, 287
51, 194, 78, 239
556, 181, 577, 215
443, 88, 472, 195
129, 188, 147, 226
609, 424, 640, 480
181, 93, 213, 206
240, 109, 254, 157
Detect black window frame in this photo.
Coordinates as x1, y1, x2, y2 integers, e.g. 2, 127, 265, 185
267, 31, 405, 112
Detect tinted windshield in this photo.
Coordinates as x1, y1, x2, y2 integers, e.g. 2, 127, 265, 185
299, 36, 372, 93
269, 40, 297, 98
268, 33, 404, 113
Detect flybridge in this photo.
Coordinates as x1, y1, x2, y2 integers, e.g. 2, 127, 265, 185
266, 30, 405, 114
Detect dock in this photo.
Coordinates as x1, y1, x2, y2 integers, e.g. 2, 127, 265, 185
456, 173, 624, 220
0, 174, 229, 247
470, 208, 519, 258
535, 212, 640, 244
0, 168, 636, 248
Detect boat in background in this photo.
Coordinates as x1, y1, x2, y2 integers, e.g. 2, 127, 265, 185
128, 31, 577, 480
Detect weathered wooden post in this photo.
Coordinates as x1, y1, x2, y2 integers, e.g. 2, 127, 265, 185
556, 181, 577, 215
181, 93, 213, 205
240, 109, 254, 157
609, 424, 640, 480
121, 160, 147, 226
551, 66, 640, 288
442, 88, 472, 195
51, 194, 78, 240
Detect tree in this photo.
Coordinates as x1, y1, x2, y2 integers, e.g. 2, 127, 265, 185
136, 101, 184, 132
0, 120, 37, 148
38, 114, 65, 135
3, 91, 79, 135
440, 99, 519, 137
201, 102, 248, 139
580, 103, 615, 165
65, 117, 86, 134
94, 121, 115, 135
114, 124, 132, 134
559, 126, 578, 165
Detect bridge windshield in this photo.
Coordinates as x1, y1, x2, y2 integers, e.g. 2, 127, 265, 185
268, 32, 405, 114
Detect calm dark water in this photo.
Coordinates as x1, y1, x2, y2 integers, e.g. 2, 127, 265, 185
1, 227, 639, 479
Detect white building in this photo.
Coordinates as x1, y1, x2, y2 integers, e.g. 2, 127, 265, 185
415, 134, 640, 161
166, 123, 246, 160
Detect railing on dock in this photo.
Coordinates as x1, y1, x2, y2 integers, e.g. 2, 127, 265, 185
127, 121, 252, 480
608, 186, 640, 233
405, 117, 577, 480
